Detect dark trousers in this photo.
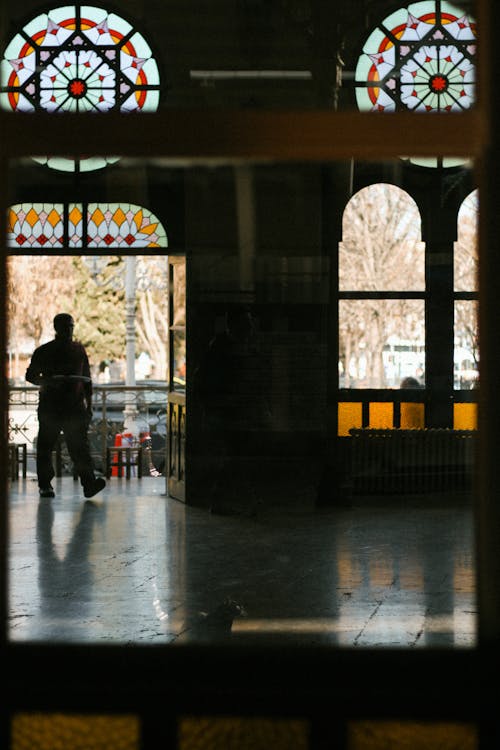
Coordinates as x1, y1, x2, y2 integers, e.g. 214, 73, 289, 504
36, 408, 95, 488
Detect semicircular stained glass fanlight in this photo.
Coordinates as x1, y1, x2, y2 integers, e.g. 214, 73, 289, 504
355, 0, 476, 167
0, 5, 160, 172
7, 203, 167, 249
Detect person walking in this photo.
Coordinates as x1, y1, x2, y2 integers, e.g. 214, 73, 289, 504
26, 313, 106, 499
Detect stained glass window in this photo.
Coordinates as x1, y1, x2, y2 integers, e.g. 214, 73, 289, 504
7, 203, 167, 249
355, 1, 476, 114
0, 6, 160, 114
0, 5, 160, 171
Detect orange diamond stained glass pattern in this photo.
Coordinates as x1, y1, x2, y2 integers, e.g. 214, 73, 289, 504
8, 203, 167, 249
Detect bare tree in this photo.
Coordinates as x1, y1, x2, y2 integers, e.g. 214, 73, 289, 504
454, 190, 479, 384
8, 256, 77, 376
339, 184, 425, 387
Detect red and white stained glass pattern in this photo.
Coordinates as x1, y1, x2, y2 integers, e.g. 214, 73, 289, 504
86, 204, 167, 248
0, 5, 160, 115
7, 203, 167, 249
355, 1, 476, 113
7, 204, 64, 248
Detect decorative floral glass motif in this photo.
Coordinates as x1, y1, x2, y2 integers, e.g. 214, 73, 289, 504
8, 203, 167, 249
355, 1, 476, 113
7, 204, 65, 248
0, 5, 160, 114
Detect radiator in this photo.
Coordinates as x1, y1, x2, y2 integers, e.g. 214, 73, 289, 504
349, 428, 476, 494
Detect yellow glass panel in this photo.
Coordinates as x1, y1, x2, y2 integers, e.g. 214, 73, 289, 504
47, 208, 62, 228
138, 221, 158, 235
25, 207, 39, 227
68, 204, 83, 227
113, 207, 127, 226
369, 402, 393, 429
133, 209, 144, 230
179, 717, 309, 750
11, 713, 140, 750
454, 403, 478, 430
400, 402, 425, 429
338, 402, 362, 436
348, 721, 477, 750
7, 208, 16, 232
91, 208, 105, 227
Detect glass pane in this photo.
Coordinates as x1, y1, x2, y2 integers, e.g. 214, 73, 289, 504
455, 190, 478, 292
454, 300, 479, 389
11, 714, 140, 750
1, 1, 477, 115
340, 184, 425, 291
348, 720, 477, 750
6, 158, 476, 652
339, 300, 425, 388
178, 717, 309, 750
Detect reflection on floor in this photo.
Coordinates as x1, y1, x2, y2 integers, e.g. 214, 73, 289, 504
8, 476, 476, 647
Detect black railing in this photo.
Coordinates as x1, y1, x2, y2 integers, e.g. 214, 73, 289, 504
8, 383, 169, 476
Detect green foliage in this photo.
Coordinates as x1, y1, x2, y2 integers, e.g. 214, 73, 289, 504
71, 257, 127, 365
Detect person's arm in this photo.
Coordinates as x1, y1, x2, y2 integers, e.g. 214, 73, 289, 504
25, 349, 44, 386
82, 346, 93, 415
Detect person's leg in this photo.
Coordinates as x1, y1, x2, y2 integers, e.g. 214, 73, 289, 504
62, 412, 96, 487
36, 413, 60, 492
63, 412, 105, 497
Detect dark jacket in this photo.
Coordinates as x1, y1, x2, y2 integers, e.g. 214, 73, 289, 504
26, 338, 92, 414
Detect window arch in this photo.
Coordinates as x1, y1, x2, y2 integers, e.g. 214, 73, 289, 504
340, 183, 424, 291
454, 189, 478, 392
339, 184, 425, 391
0, 6, 160, 114
0, 5, 161, 171
355, 1, 476, 114
455, 189, 478, 292
7, 202, 168, 249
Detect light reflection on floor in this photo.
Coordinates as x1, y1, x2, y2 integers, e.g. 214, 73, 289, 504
8, 476, 476, 647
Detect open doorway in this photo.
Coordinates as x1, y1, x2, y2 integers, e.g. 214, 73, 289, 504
7, 253, 170, 484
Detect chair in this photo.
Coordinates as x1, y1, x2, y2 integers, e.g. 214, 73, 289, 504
106, 445, 143, 479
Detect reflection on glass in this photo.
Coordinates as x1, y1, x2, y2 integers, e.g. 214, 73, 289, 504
339, 300, 425, 388
7, 158, 476, 651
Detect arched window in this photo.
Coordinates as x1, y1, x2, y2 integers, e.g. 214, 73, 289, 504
7, 203, 167, 249
454, 190, 478, 393
355, 2, 476, 168
0, 6, 160, 114
339, 184, 425, 391
0, 6, 161, 171
355, 1, 476, 114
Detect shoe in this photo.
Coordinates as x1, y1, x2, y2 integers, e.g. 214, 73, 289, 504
83, 477, 106, 499
39, 485, 55, 498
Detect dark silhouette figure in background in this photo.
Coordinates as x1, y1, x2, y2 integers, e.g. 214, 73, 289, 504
193, 307, 265, 514
26, 313, 106, 499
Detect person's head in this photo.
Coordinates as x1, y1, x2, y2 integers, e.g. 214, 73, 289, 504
400, 376, 421, 388
53, 313, 75, 340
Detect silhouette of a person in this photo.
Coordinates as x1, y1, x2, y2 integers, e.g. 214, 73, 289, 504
26, 313, 106, 499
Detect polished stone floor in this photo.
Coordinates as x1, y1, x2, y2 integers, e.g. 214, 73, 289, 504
8, 475, 476, 647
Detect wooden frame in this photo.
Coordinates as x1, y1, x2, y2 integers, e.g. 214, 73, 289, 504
2, 0, 500, 745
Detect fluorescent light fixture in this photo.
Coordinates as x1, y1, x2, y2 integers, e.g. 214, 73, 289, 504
190, 70, 312, 80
